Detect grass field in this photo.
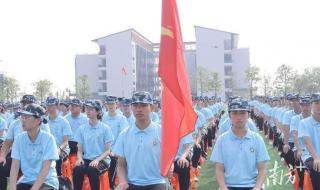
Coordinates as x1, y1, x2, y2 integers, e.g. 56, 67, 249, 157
197, 131, 294, 190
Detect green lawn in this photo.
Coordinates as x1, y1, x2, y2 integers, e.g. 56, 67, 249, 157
197, 131, 294, 190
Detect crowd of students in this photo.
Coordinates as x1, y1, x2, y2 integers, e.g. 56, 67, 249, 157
1, 91, 319, 190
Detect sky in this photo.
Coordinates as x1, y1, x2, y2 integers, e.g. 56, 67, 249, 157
1, 0, 320, 94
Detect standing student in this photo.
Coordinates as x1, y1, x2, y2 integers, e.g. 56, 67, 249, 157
211, 99, 270, 190
114, 91, 166, 190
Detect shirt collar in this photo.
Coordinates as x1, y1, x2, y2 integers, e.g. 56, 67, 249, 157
311, 116, 320, 126
229, 127, 252, 140
89, 121, 100, 129
133, 122, 154, 134
27, 131, 42, 145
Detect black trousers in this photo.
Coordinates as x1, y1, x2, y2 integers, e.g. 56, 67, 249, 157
72, 159, 109, 190
192, 145, 202, 168
16, 183, 56, 190
207, 127, 213, 147
0, 152, 12, 190
228, 188, 261, 190
282, 142, 295, 169
174, 160, 190, 190
128, 183, 166, 190
305, 157, 320, 190
56, 150, 69, 176
68, 141, 78, 155
108, 156, 117, 189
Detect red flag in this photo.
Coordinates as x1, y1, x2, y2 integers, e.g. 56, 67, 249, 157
159, 0, 198, 176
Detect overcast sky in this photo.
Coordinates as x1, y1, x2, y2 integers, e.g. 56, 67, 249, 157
1, 0, 319, 94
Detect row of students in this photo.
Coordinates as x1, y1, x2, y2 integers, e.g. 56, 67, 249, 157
251, 93, 320, 190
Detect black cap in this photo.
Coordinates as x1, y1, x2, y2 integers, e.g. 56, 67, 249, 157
21, 95, 36, 104
311, 93, 320, 102
70, 98, 82, 106
18, 103, 46, 118
105, 96, 117, 104
59, 100, 70, 107
299, 96, 311, 104
132, 91, 153, 104
228, 99, 250, 112
122, 98, 132, 106
84, 100, 102, 111
45, 96, 59, 105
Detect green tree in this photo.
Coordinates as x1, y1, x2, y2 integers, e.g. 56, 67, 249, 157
260, 74, 272, 97
3, 77, 20, 102
76, 75, 90, 99
245, 66, 261, 99
209, 71, 222, 97
274, 64, 296, 96
33, 79, 53, 102
197, 66, 221, 96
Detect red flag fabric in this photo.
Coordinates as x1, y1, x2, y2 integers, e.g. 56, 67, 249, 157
159, 0, 198, 176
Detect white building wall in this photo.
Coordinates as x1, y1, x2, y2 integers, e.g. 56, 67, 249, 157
75, 55, 100, 98
195, 26, 232, 100
232, 48, 250, 98
95, 30, 134, 97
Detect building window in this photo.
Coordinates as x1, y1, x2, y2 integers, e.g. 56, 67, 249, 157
224, 53, 232, 63
224, 66, 232, 76
224, 40, 232, 50
225, 78, 232, 89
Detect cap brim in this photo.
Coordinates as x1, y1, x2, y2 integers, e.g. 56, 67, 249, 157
17, 110, 36, 116
132, 101, 152, 104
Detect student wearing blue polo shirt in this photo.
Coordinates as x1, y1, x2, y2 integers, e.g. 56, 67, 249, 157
173, 134, 193, 190
0, 116, 7, 144
114, 91, 166, 190
58, 100, 70, 117
65, 98, 88, 154
291, 96, 312, 189
152, 100, 162, 121
299, 93, 320, 190
211, 99, 270, 190
282, 94, 301, 169
46, 96, 72, 176
73, 100, 113, 190
122, 98, 136, 127
0, 95, 45, 190
9, 103, 59, 190
102, 96, 129, 189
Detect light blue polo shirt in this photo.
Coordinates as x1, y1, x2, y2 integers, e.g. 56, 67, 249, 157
175, 133, 193, 160
150, 112, 160, 123
6, 119, 51, 141
113, 122, 166, 186
0, 117, 8, 140
298, 116, 320, 159
218, 117, 257, 136
48, 116, 72, 153
199, 107, 213, 121
125, 114, 136, 128
11, 130, 59, 189
102, 113, 129, 146
75, 121, 114, 163
290, 114, 311, 162
211, 129, 270, 188
65, 113, 88, 141
283, 110, 300, 143
194, 110, 206, 135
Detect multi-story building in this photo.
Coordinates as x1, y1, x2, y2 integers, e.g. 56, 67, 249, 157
75, 26, 250, 100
